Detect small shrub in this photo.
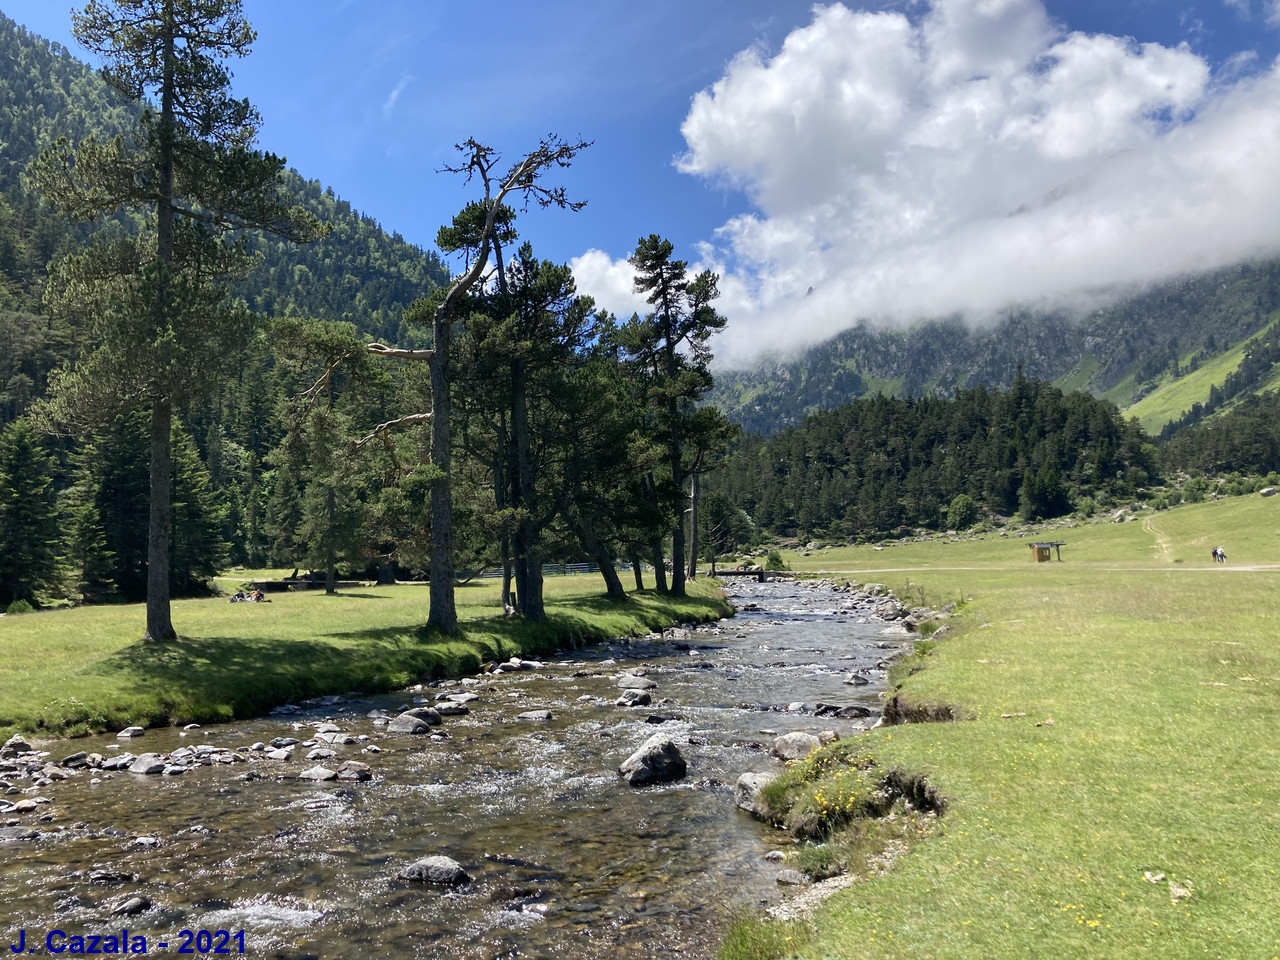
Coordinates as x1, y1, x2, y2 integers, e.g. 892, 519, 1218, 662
6, 599, 33, 615
946, 494, 978, 530
764, 549, 787, 572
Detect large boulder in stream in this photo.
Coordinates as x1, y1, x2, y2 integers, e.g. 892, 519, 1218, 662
1, 735, 33, 757
387, 713, 433, 734
735, 772, 778, 819
771, 732, 821, 762
618, 735, 687, 786
398, 855, 472, 885
615, 689, 652, 708
127, 753, 166, 775
617, 675, 658, 691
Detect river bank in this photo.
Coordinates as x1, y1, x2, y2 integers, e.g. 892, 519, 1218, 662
729, 495, 1280, 959
0, 578, 909, 958
0, 579, 731, 739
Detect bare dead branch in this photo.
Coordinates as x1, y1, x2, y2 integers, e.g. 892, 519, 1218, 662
368, 342, 434, 361
353, 412, 433, 448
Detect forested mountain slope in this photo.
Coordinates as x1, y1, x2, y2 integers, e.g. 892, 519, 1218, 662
0, 10, 447, 420
710, 259, 1280, 437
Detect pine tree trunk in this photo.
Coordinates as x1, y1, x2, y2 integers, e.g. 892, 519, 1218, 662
325, 487, 336, 595
494, 419, 514, 615
686, 474, 700, 581
427, 303, 457, 633
144, 399, 176, 641
651, 539, 668, 594
576, 513, 625, 598
143, 13, 178, 643
512, 362, 544, 622
629, 547, 645, 591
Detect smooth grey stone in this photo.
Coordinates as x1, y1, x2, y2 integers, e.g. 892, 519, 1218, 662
298, 766, 337, 781
127, 754, 165, 775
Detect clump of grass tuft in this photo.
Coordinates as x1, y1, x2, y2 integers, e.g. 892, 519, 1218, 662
717, 912, 811, 960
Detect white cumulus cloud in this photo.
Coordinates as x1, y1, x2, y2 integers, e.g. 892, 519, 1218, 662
638, 0, 1280, 367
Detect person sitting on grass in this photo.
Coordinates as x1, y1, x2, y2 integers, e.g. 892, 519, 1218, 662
230, 591, 245, 602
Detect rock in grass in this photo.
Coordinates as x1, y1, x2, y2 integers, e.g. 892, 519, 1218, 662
618, 735, 687, 786
398, 855, 471, 885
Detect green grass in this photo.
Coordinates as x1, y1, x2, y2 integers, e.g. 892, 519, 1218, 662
1052, 353, 1100, 395
721, 495, 1280, 959
1118, 313, 1280, 433
0, 575, 729, 739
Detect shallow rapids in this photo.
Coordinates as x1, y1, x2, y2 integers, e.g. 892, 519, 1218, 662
0, 579, 908, 958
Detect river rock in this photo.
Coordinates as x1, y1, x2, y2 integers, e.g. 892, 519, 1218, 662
0, 735, 32, 757
398, 855, 471, 885
814, 702, 872, 719
446, 692, 479, 704
435, 702, 469, 716
617, 675, 658, 690
337, 760, 373, 781
772, 733, 820, 762
618, 735, 687, 786
735, 771, 778, 818
518, 710, 553, 721
387, 713, 433, 734
298, 766, 337, 781
116, 726, 145, 739
316, 722, 341, 734
265, 748, 294, 761
0, 826, 39, 841
270, 737, 300, 748
128, 754, 166, 775
401, 707, 442, 725
776, 869, 810, 886
306, 748, 336, 761
110, 896, 151, 916
615, 689, 652, 707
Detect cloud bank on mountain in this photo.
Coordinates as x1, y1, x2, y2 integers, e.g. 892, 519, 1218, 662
575, 0, 1280, 367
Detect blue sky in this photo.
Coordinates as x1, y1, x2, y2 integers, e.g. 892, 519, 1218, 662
4, 1, 1280, 363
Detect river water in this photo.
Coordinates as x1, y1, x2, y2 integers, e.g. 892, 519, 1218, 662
0, 579, 906, 959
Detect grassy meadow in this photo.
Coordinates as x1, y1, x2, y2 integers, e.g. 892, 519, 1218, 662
0, 574, 729, 739
729, 494, 1280, 959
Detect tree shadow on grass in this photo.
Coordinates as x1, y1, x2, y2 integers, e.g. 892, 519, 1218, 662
99, 628, 484, 724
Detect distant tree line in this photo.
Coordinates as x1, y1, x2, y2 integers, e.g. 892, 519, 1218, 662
710, 373, 1157, 541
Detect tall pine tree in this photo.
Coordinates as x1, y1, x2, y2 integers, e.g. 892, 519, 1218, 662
30, 0, 321, 639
